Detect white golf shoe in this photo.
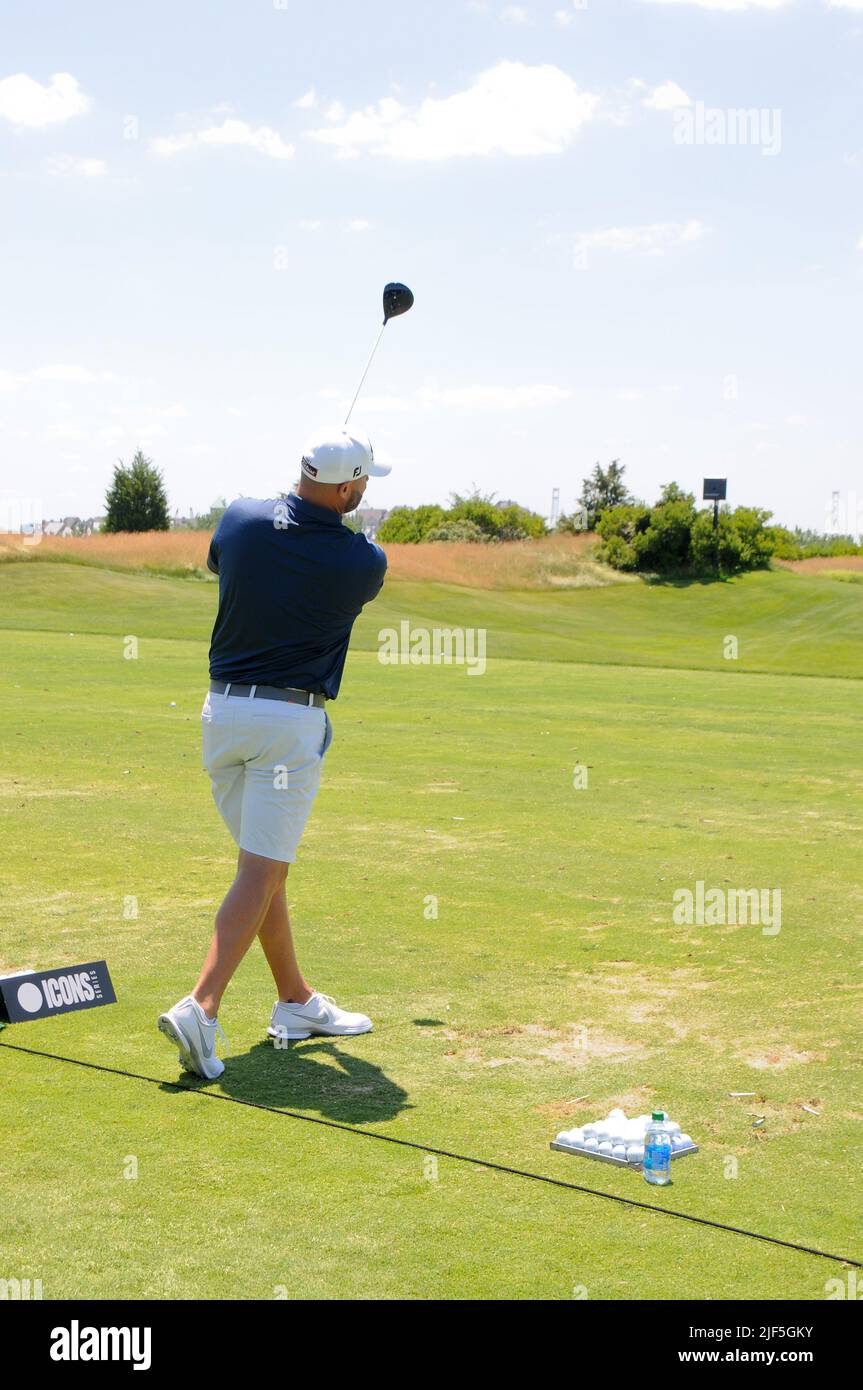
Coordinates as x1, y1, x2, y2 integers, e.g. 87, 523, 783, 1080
267, 992, 373, 1043
157, 995, 226, 1079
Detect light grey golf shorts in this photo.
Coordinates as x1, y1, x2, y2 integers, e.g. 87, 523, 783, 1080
201, 689, 333, 863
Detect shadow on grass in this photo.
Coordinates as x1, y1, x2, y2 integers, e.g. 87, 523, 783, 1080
642, 571, 735, 588
162, 1039, 411, 1125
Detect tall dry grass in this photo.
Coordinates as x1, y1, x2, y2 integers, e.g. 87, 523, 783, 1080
774, 555, 863, 574
0, 530, 212, 576
0, 528, 624, 589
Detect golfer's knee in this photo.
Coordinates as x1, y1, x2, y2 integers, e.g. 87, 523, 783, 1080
237, 849, 289, 897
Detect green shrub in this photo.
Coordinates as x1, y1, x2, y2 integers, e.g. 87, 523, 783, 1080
377, 505, 446, 543
598, 488, 777, 577
632, 494, 697, 572
377, 496, 547, 544
495, 503, 547, 541
728, 507, 775, 568
599, 533, 639, 570
690, 510, 744, 572
424, 518, 489, 543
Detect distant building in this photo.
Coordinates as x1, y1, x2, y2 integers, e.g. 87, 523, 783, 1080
41, 516, 105, 537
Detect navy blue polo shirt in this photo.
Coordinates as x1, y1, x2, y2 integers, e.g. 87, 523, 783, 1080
207, 493, 387, 699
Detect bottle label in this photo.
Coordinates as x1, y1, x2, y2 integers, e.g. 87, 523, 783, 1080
645, 1142, 670, 1171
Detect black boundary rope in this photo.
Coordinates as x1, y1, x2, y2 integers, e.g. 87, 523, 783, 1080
2, 1038, 860, 1271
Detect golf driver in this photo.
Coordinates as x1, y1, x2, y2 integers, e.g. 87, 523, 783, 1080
343, 282, 414, 427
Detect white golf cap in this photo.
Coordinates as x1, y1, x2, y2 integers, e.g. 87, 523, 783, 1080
300, 427, 391, 484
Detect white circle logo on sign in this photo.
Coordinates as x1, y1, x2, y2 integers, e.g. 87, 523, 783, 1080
16, 982, 44, 1013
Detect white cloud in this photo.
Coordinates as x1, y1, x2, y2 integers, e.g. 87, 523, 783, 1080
45, 423, 89, 441
298, 219, 321, 231
826, 0, 863, 7
0, 72, 90, 128
643, 81, 691, 111
32, 364, 120, 384
639, 0, 789, 8
355, 383, 571, 412
309, 62, 599, 160
150, 118, 294, 160
554, 8, 575, 24
573, 219, 707, 258
45, 155, 106, 178
324, 101, 345, 122
294, 88, 317, 109
500, 4, 531, 22
431, 383, 570, 409
348, 218, 370, 231
617, 389, 646, 401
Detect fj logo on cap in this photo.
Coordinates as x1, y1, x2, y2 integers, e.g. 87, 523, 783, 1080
301, 457, 318, 477
352, 466, 362, 478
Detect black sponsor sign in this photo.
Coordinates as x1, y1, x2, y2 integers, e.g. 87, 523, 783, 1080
0, 960, 116, 1023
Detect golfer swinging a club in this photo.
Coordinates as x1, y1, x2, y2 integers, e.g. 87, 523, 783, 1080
157, 428, 389, 1078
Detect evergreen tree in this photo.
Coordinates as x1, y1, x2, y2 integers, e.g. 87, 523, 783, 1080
103, 451, 170, 532
578, 460, 632, 530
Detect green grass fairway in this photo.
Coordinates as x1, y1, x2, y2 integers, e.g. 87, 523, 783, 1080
1, 561, 861, 1299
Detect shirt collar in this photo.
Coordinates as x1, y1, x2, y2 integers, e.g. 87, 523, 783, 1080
288, 491, 345, 528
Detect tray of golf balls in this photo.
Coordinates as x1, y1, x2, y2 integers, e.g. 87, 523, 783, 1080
551, 1109, 697, 1167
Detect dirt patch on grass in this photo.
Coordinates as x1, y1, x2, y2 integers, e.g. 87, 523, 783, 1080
535, 1085, 656, 1120
0, 778, 94, 800
444, 1020, 648, 1070
738, 1046, 827, 1070
566, 963, 715, 1040
539, 1028, 648, 1067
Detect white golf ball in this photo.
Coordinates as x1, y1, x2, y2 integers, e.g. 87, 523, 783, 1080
612, 1143, 627, 1160
626, 1143, 644, 1163
569, 1128, 585, 1145
598, 1140, 613, 1156
583, 1137, 599, 1151
679, 1134, 693, 1147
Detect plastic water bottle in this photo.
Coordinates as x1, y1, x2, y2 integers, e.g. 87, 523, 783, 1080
643, 1111, 672, 1185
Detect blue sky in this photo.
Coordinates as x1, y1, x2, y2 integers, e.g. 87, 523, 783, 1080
1, 0, 861, 532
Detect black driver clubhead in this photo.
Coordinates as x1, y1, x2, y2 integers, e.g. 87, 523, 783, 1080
383, 282, 414, 323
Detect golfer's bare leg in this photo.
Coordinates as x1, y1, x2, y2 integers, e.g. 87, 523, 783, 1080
258, 883, 313, 1005
193, 849, 287, 1017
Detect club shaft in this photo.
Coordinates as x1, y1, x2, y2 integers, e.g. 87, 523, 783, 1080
344, 320, 387, 427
